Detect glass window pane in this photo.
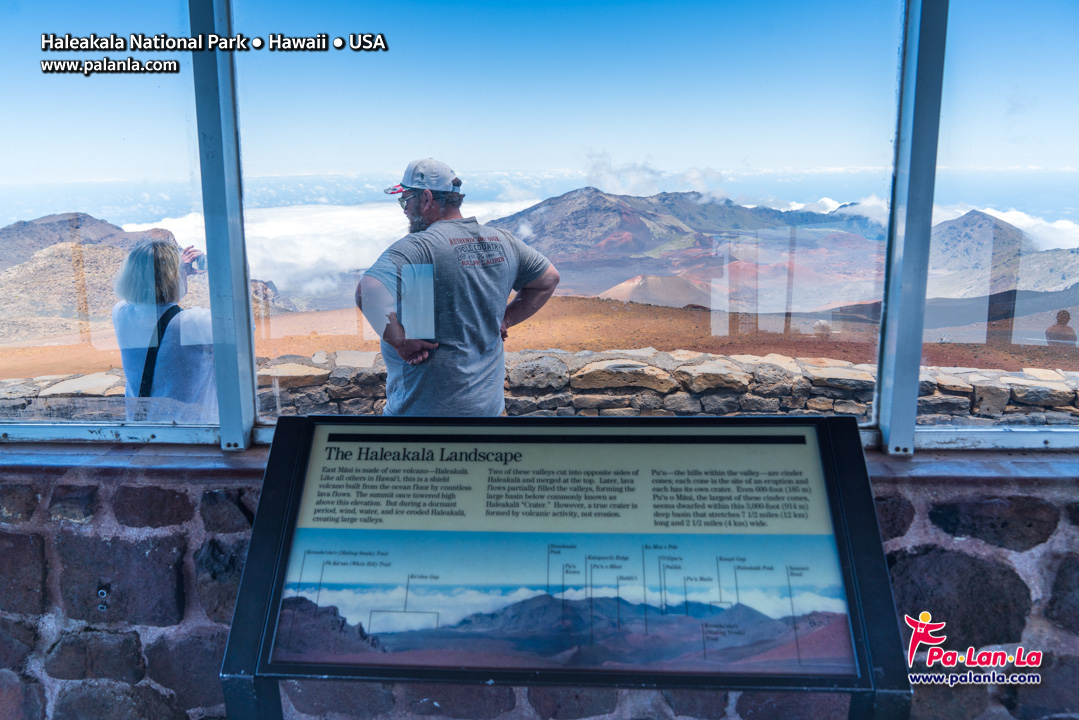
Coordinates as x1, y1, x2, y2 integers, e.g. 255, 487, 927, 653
0, 1, 213, 424
234, 0, 902, 422
919, 0, 1079, 427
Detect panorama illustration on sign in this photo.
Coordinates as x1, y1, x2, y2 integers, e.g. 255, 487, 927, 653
270, 425, 857, 676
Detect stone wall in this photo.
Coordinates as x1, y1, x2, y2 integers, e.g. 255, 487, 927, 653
4, 348, 1079, 426
0, 447, 262, 720
1, 445, 1078, 719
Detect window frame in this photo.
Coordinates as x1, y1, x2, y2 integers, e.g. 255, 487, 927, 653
3, 0, 1078, 455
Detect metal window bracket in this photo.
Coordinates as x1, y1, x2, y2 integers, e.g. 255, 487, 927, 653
878, 0, 950, 456
189, 0, 257, 450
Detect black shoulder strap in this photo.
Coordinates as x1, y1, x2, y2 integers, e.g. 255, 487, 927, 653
138, 305, 183, 398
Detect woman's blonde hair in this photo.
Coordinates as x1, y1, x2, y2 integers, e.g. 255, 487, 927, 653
115, 238, 183, 305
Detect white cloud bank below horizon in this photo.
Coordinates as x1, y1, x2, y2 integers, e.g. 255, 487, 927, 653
293, 584, 844, 633
122, 194, 1079, 296
123, 199, 538, 293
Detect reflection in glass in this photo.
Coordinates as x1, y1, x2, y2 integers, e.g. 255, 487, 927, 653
0, 0, 206, 423
233, 0, 902, 422
919, 0, 1079, 427
398, 263, 435, 341
113, 239, 217, 424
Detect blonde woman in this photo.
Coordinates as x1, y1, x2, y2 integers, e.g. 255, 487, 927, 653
112, 238, 217, 423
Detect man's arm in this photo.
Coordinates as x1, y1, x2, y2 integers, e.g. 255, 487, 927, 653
501, 264, 560, 339
358, 274, 438, 365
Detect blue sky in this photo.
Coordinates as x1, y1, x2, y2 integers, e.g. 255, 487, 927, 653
1, 0, 1076, 232
938, 0, 1079, 172
285, 529, 846, 590
228, 0, 904, 177
3, 0, 903, 184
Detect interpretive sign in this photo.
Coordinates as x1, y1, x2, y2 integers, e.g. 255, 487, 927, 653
223, 417, 910, 720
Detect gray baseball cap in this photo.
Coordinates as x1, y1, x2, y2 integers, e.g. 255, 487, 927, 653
384, 158, 462, 194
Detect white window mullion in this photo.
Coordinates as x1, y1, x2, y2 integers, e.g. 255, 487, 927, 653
0, 425, 221, 444
877, 0, 950, 456
189, 0, 256, 450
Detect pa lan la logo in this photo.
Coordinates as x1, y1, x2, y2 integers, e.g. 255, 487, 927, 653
904, 611, 1042, 669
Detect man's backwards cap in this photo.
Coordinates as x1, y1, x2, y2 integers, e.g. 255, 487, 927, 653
384, 158, 462, 195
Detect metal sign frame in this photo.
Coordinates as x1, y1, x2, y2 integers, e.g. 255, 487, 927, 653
222, 415, 910, 719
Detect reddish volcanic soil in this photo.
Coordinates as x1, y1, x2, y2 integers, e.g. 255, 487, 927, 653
2, 296, 1078, 379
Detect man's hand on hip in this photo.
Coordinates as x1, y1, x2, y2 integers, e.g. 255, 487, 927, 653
358, 282, 439, 365
384, 313, 438, 365
393, 338, 439, 365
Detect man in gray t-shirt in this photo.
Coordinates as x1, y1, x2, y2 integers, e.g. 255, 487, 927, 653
358, 158, 559, 416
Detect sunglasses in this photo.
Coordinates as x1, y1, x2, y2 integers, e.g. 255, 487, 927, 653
398, 191, 424, 209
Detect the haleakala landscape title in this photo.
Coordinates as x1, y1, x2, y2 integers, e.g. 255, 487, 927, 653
324, 445, 523, 465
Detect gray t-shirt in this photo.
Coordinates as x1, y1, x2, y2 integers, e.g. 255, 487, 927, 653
364, 217, 550, 416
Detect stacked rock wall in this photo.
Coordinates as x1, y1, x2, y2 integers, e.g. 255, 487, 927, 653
1, 445, 1078, 719
5, 349, 1079, 426
0, 447, 261, 720
873, 460, 1079, 720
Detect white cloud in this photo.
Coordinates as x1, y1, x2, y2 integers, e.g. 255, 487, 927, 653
471, 201, 541, 225
734, 195, 846, 216
675, 167, 729, 200
931, 203, 1079, 250
124, 199, 539, 292
461, 169, 586, 204
834, 194, 890, 225
495, 183, 543, 202
785, 197, 841, 214
983, 209, 1079, 250
585, 151, 665, 196
552, 586, 843, 619
582, 154, 733, 200
123, 212, 207, 250
930, 202, 977, 226
290, 581, 846, 634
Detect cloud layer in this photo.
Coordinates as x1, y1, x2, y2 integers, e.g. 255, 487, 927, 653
292, 581, 845, 633
932, 203, 1079, 250
120, 186, 1079, 300
124, 199, 538, 292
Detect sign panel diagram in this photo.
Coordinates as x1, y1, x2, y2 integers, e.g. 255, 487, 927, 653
269, 425, 857, 677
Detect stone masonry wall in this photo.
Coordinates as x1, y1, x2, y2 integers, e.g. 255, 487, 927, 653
4, 349, 1079, 426
1, 445, 1078, 720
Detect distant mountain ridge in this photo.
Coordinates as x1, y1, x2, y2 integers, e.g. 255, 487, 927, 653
0, 212, 172, 271
488, 190, 1079, 309
273, 596, 382, 659
6, 200, 1078, 332
486, 187, 887, 309
599, 275, 712, 308
490, 190, 1078, 311
487, 187, 886, 260
280, 591, 853, 673
0, 213, 295, 343
927, 209, 1079, 297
